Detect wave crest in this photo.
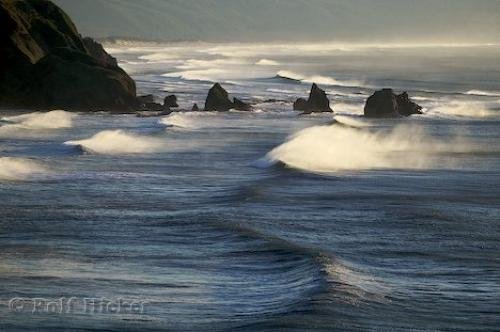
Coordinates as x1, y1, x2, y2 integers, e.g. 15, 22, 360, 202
262, 124, 472, 173
64, 130, 167, 155
256, 59, 280, 66
426, 101, 498, 118
465, 90, 500, 97
276, 70, 362, 88
2, 110, 75, 129
0, 157, 48, 181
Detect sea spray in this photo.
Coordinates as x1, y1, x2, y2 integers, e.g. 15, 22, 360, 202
160, 113, 203, 129
0, 157, 47, 181
425, 100, 498, 118
2, 110, 75, 129
334, 115, 373, 128
64, 130, 168, 155
262, 124, 474, 173
276, 70, 362, 88
160, 112, 227, 130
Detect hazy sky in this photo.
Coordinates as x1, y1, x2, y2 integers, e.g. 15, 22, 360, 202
54, 0, 500, 43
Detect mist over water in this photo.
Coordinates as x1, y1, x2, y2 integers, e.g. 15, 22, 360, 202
1, 41, 500, 331
264, 123, 477, 173
0, 157, 48, 181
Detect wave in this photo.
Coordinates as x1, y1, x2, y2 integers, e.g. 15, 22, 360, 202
333, 103, 365, 116
160, 113, 203, 129
159, 112, 233, 130
64, 130, 168, 155
425, 101, 498, 118
0, 157, 48, 181
334, 115, 373, 128
163, 57, 259, 82
323, 257, 390, 304
465, 90, 500, 97
276, 70, 362, 88
260, 124, 474, 173
1, 110, 75, 130
256, 59, 280, 66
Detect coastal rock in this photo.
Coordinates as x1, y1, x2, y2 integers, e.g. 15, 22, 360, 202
82, 37, 118, 68
395, 92, 424, 117
293, 84, 333, 113
0, 0, 138, 112
164, 95, 179, 109
204, 83, 235, 111
364, 89, 423, 118
137, 94, 156, 105
144, 103, 164, 112
192, 103, 200, 112
233, 98, 252, 111
293, 98, 309, 112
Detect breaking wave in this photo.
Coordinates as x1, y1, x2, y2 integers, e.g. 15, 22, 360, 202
465, 90, 500, 97
256, 59, 280, 66
1, 110, 75, 129
260, 124, 474, 173
160, 113, 201, 129
64, 130, 168, 155
334, 115, 373, 128
159, 112, 229, 130
276, 70, 362, 88
0, 157, 48, 181
425, 101, 498, 118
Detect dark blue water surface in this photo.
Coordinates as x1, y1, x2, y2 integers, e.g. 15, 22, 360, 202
1, 43, 500, 331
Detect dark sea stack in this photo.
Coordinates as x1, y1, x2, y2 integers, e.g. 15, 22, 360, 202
293, 84, 333, 113
191, 103, 200, 112
364, 89, 423, 118
396, 92, 423, 116
293, 98, 309, 112
204, 83, 234, 111
137, 95, 166, 112
0, 0, 138, 112
308, 83, 333, 112
233, 98, 252, 111
145, 103, 164, 112
164, 95, 179, 109
137, 94, 156, 105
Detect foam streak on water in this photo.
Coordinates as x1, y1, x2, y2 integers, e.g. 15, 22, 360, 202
1, 42, 500, 331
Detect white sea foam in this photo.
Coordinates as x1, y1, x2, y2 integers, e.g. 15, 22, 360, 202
160, 113, 202, 129
64, 130, 168, 155
256, 59, 280, 66
465, 90, 500, 97
333, 103, 365, 116
334, 115, 372, 128
261, 124, 472, 173
0, 157, 48, 181
426, 101, 497, 118
1, 110, 75, 130
277, 70, 362, 88
160, 112, 227, 130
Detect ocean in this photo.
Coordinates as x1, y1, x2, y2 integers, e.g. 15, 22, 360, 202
1, 42, 499, 331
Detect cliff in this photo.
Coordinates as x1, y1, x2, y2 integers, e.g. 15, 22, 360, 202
0, 0, 138, 111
